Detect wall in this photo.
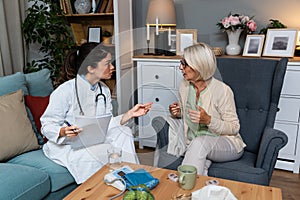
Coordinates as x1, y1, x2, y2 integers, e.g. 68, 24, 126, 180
132, 0, 300, 54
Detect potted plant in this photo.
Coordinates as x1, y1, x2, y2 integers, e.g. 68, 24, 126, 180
259, 19, 287, 35
22, 0, 75, 79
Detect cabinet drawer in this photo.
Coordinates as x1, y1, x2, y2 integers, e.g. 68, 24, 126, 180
274, 122, 298, 157
276, 97, 300, 123
140, 65, 176, 88
141, 88, 179, 111
281, 70, 300, 96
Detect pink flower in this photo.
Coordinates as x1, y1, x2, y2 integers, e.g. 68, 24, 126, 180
222, 17, 231, 28
247, 20, 257, 32
241, 16, 250, 24
228, 15, 240, 26
217, 13, 256, 33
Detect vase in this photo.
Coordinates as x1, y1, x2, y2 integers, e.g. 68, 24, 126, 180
225, 29, 243, 55
74, 0, 91, 14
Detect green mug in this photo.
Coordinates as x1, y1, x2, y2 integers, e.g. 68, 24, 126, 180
178, 165, 197, 190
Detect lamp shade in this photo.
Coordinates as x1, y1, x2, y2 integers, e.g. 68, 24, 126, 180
146, 0, 176, 27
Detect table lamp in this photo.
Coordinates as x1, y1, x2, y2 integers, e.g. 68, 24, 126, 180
295, 30, 300, 56
145, 0, 176, 55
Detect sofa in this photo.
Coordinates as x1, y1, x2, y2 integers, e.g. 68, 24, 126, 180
0, 69, 77, 200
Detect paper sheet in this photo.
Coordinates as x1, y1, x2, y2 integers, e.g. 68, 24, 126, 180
70, 114, 112, 150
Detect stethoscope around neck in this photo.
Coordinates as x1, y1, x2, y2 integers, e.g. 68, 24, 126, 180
75, 77, 107, 115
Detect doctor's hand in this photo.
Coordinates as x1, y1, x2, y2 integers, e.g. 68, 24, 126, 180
188, 105, 211, 125
59, 125, 83, 138
131, 102, 153, 117
121, 102, 153, 125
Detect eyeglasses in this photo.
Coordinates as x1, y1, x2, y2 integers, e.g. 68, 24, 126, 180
179, 58, 189, 69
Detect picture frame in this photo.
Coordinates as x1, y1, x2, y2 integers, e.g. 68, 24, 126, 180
242, 34, 265, 57
262, 29, 297, 57
87, 26, 102, 43
176, 29, 197, 55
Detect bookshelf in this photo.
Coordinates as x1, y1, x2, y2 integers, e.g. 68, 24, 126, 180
59, 0, 135, 115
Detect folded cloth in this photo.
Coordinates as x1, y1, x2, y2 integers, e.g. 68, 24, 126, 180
165, 116, 186, 157
192, 185, 237, 200
123, 168, 159, 190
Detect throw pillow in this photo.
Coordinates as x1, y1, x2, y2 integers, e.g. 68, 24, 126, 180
0, 72, 28, 96
0, 90, 40, 162
25, 68, 54, 96
25, 95, 50, 142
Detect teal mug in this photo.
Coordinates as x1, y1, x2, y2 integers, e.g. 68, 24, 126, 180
178, 165, 197, 190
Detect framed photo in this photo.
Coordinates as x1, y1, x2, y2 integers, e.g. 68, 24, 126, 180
262, 29, 297, 57
176, 29, 197, 55
242, 34, 265, 57
87, 26, 102, 43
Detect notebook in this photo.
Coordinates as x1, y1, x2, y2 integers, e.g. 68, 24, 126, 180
70, 114, 112, 150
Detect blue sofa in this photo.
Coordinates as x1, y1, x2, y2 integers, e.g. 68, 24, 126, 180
0, 69, 77, 200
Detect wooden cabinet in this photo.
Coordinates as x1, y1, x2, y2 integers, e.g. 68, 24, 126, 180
275, 61, 300, 173
133, 56, 182, 149
62, 0, 134, 114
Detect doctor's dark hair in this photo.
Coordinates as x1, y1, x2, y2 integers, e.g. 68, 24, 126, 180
54, 42, 110, 88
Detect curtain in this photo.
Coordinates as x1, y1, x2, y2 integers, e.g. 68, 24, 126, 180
0, 0, 26, 76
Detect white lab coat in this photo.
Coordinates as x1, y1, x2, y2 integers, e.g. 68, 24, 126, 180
41, 75, 138, 184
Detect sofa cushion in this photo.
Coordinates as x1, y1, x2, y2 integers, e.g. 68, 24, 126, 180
0, 72, 28, 96
0, 90, 40, 161
0, 163, 50, 200
8, 149, 75, 192
25, 95, 50, 143
24, 68, 54, 97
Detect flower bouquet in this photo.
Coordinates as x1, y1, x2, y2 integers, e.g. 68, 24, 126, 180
217, 13, 257, 33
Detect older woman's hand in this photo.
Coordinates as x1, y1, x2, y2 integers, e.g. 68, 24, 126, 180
169, 102, 181, 118
188, 105, 211, 125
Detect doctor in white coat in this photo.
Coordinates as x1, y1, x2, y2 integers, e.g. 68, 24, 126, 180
41, 43, 152, 184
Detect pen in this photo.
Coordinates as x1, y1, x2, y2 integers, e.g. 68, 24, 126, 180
64, 120, 76, 133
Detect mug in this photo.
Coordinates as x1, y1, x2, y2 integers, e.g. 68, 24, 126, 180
178, 165, 197, 190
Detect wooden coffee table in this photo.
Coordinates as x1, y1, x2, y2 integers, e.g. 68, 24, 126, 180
64, 163, 282, 200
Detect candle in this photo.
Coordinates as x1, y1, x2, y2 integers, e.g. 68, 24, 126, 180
147, 23, 150, 41
168, 27, 171, 46
155, 17, 159, 35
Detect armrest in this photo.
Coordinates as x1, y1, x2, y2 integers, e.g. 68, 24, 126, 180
256, 127, 288, 179
152, 116, 170, 149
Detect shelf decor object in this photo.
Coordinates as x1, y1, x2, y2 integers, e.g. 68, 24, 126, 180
262, 28, 297, 57
217, 13, 257, 55
145, 0, 176, 55
242, 34, 265, 57
74, 0, 91, 14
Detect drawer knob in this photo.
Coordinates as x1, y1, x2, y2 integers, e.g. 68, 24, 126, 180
155, 75, 159, 79
155, 98, 159, 102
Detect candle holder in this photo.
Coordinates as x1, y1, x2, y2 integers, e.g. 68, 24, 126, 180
144, 39, 155, 55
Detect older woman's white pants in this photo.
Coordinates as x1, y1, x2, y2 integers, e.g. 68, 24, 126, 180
182, 135, 243, 175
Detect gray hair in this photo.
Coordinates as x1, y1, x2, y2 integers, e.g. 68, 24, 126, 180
183, 42, 216, 81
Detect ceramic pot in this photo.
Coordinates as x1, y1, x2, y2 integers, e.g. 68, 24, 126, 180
226, 29, 243, 55
74, 0, 91, 14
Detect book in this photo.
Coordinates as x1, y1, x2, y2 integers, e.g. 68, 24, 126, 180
99, 0, 109, 13
95, 0, 103, 13
105, 0, 113, 13
59, 0, 67, 13
64, 0, 73, 14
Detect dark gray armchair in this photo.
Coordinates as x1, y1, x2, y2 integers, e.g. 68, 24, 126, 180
152, 57, 288, 186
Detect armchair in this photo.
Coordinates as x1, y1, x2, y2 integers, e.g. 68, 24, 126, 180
152, 57, 288, 186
